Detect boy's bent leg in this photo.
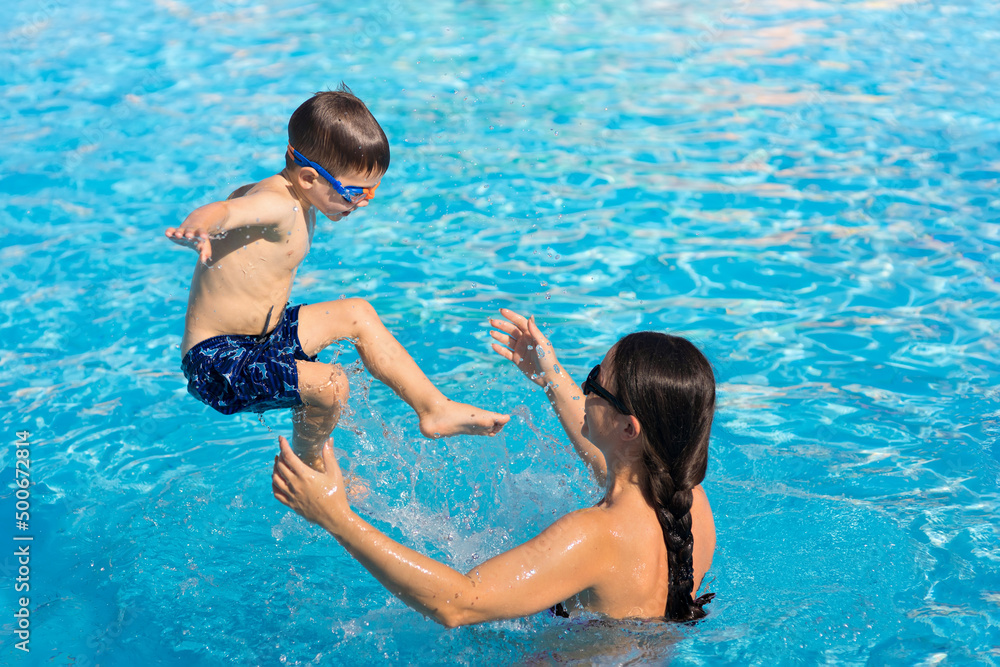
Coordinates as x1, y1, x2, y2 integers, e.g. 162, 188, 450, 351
297, 300, 509, 438
292, 360, 350, 471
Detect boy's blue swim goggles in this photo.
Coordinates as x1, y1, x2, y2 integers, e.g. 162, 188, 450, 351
289, 146, 380, 204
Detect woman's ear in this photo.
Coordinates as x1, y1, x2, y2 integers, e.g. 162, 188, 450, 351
621, 415, 642, 442
617, 416, 645, 465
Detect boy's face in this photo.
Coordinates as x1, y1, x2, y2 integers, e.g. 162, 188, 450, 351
300, 168, 382, 221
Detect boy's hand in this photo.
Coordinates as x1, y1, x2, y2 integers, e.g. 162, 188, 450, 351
489, 308, 561, 388
272, 437, 349, 527
165, 201, 229, 264
164, 226, 213, 264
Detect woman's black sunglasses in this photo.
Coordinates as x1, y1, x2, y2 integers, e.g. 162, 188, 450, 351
581, 364, 632, 415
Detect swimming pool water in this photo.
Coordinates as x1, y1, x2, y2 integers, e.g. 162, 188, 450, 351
2, 0, 999, 664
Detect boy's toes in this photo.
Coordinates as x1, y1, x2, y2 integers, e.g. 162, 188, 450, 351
485, 413, 510, 436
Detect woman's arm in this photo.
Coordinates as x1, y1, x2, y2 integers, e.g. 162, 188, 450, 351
272, 437, 608, 627
489, 308, 607, 483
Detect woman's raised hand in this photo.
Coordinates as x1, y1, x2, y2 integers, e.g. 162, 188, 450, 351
489, 308, 561, 388
272, 436, 349, 527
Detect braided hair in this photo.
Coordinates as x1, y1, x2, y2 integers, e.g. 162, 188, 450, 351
610, 332, 716, 621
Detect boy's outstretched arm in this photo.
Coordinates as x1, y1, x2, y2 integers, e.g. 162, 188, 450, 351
165, 190, 296, 264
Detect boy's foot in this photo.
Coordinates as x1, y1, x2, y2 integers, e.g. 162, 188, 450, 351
345, 473, 370, 503
418, 400, 510, 439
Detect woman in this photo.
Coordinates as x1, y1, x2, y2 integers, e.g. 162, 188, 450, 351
271, 308, 716, 625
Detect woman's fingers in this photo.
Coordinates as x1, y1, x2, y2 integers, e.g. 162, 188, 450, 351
277, 436, 308, 473
489, 317, 522, 339
273, 451, 293, 479
272, 471, 293, 502
321, 439, 339, 478
271, 468, 290, 500
498, 307, 529, 330
526, 316, 550, 346
491, 342, 514, 361
272, 459, 289, 487
489, 329, 515, 348
273, 490, 295, 510
490, 313, 520, 329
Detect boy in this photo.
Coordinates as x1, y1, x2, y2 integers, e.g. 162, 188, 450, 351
165, 87, 508, 469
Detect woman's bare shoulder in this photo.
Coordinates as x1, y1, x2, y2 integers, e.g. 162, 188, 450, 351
548, 504, 614, 536
690, 484, 716, 587
532, 504, 623, 563
691, 485, 715, 534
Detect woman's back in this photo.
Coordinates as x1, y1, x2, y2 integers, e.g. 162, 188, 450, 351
566, 484, 715, 618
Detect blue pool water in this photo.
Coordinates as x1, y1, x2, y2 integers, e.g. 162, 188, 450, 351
2, 0, 999, 663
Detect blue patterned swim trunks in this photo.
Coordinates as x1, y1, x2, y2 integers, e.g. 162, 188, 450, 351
181, 304, 316, 415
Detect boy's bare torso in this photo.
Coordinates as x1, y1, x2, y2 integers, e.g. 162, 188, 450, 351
181, 175, 314, 355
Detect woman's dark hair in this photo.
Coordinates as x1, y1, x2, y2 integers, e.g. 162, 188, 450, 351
286, 84, 390, 178
611, 331, 716, 622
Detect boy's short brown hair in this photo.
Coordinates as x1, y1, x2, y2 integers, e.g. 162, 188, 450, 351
286, 85, 390, 178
